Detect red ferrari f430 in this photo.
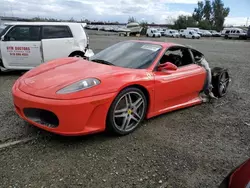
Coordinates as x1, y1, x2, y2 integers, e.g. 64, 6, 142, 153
12, 40, 230, 136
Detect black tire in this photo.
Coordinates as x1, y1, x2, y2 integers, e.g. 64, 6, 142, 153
69, 51, 86, 59
192, 36, 195, 39
153, 34, 155, 38
211, 67, 230, 98
225, 35, 228, 39
146, 34, 149, 37
106, 87, 148, 135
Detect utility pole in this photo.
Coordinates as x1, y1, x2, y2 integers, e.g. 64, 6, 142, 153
246, 17, 249, 26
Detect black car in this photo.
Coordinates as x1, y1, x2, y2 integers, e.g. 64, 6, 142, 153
247, 26, 250, 38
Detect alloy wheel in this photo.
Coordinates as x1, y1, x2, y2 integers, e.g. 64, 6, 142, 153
112, 91, 145, 133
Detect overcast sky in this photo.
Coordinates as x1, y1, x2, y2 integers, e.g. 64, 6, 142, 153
1, 0, 249, 26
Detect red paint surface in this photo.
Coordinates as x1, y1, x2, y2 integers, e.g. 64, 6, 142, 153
12, 41, 206, 136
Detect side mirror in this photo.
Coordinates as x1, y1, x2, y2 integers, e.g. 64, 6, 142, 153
157, 62, 177, 72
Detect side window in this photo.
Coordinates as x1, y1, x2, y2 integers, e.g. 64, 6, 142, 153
192, 49, 203, 63
159, 47, 193, 67
151, 30, 153, 33
237, 30, 240, 33
42, 26, 73, 39
189, 31, 192, 35
5, 26, 40, 41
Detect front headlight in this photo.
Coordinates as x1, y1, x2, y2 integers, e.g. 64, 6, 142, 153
57, 78, 100, 94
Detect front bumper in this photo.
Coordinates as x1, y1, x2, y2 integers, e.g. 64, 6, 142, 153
12, 86, 116, 136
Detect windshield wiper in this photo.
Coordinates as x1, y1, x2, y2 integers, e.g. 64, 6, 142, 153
91, 59, 114, 66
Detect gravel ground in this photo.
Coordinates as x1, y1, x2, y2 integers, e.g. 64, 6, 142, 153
0, 31, 250, 188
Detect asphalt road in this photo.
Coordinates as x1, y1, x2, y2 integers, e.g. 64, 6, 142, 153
0, 31, 250, 187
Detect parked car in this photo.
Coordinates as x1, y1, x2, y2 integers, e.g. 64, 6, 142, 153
179, 29, 185, 37
186, 27, 202, 35
12, 40, 230, 136
182, 30, 201, 39
247, 26, 250, 39
146, 28, 161, 37
157, 28, 166, 36
200, 30, 212, 37
224, 28, 247, 39
0, 22, 94, 72
221, 28, 232, 36
210, 30, 221, 37
0, 25, 6, 33
164, 29, 180, 38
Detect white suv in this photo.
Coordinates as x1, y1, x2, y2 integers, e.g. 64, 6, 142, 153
0, 22, 94, 71
146, 28, 161, 37
181, 30, 200, 39
164, 29, 180, 38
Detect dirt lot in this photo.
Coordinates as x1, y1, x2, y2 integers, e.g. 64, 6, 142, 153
0, 31, 250, 188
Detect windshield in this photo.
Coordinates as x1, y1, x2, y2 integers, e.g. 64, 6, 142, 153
152, 30, 157, 33
89, 41, 162, 69
0, 25, 12, 37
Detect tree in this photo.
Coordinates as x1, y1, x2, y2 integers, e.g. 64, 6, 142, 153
128, 16, 137, 23
212, 0, 230, 31
173, 15, 197, 30
203, 0, 212, 22
192, 1, 204, 22
140, 20, 148, 28
140, 20, 148, 35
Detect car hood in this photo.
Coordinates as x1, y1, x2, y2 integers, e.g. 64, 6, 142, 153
18, 57, 140, 99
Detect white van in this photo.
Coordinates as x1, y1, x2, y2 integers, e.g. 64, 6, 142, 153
224, 28, 247, 39
164, 29, 180, 38
180, 30, 200, 39
186, 27, 202, 35
146, 28, 161, 37
0, 22, 94, 72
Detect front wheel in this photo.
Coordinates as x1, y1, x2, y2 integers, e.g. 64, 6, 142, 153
106, 87, 147, 135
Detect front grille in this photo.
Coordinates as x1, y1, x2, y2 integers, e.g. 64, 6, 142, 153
23, 108, 59, 128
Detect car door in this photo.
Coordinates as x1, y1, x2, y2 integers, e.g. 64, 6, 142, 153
153, 47, 206, 113
41, 25, 74, 63
0, 25, 42, 69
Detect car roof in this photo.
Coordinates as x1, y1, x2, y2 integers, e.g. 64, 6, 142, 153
129, 40, 185, 48
4, 22, 86, 26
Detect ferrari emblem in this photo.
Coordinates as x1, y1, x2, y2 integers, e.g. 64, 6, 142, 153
127, 109, 132, 115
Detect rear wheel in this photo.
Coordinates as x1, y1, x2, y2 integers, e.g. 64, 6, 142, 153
106, 87, 147, 135
192, 36, 195, 39
69, 51, 86, 59
212, 67, 230, 98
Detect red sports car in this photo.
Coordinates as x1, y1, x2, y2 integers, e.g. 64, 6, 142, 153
12, 40, 230, 136
219, 158, 250, 188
